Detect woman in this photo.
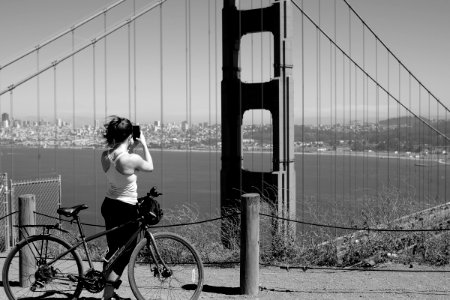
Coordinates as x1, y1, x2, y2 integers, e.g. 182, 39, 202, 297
101, 116, 153, 300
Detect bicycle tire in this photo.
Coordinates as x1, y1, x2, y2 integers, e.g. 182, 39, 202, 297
128, 232, 204, 300
2, 235, 84, 300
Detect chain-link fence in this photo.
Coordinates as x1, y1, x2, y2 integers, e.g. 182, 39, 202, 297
10, 175, 61, 245
0, 173, 10, 251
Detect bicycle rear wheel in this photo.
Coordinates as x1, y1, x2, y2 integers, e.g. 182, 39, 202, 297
2, 235, 84, 300
128, 232, 204, 300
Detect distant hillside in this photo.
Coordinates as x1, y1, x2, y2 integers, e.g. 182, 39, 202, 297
378, 116, 430, 127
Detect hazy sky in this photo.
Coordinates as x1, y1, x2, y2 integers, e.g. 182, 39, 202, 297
0, 0, 449, 125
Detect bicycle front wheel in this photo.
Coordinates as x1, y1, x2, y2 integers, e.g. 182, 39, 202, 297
2, 235, 84, 300
128, 232, 204, 300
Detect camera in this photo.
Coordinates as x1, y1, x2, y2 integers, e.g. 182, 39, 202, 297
132, 125, 140, 140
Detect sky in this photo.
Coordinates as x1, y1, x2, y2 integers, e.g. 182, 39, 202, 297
0, 0, 450, 125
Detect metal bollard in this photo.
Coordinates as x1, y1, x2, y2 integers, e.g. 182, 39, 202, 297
240, 193, 260, 296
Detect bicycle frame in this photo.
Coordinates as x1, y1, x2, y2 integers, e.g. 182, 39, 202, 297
19, 215, 167, 281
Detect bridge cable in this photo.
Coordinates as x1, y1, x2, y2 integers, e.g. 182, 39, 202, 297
0, 0, 129, 72
341, 0, 450, 115
291, 1, 450, 143
0, 0, 168, 97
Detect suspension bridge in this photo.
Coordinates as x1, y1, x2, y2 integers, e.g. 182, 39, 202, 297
0, 0, 449, 247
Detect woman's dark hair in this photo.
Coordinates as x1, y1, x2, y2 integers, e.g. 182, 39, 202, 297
103, 116, 133, 147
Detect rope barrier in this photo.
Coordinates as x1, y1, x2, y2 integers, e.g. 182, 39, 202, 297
32, 211, 240, 229
260, 213, 450, 232
0, 211, 18, 222
261, 263, 450, 273
27, 210, 450, 232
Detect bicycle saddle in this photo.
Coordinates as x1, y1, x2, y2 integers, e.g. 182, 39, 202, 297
57, 204, 88, 218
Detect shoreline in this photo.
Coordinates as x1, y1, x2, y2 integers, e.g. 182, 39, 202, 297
2, 145, 449, 165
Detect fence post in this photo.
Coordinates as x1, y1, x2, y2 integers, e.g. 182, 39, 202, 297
19, 194, 36, 287
240, 193, 260, 296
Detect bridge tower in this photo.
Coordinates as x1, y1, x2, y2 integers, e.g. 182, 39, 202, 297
221, 0, 296, 237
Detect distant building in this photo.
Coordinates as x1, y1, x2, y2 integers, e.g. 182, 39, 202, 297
2, 120, 9, 128
181, 121, 189, 132
2, 113, 9, 123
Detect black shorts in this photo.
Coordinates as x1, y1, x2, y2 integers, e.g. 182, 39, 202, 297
101, 198, 138, 276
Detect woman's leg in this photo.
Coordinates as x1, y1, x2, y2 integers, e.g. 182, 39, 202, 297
101, 199, 137, 299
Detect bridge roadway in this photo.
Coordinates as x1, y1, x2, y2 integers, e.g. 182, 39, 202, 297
0, 261, 449, 299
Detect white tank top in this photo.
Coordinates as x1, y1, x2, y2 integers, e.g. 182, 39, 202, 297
105, 151, 138, 205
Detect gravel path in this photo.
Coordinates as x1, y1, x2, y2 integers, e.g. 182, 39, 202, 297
1, 262, 449, 300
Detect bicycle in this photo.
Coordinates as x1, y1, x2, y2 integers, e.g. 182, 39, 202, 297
2, 188, 204, 300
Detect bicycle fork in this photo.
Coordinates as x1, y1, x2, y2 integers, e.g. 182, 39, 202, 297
144, 231, 172, 279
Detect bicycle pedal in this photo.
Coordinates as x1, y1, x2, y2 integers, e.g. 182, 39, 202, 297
67, 274, 78, 282
30, 281, 45, 291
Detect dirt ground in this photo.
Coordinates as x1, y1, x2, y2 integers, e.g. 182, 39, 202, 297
1, 262, 449, 300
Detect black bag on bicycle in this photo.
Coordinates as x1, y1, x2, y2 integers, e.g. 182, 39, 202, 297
137, 188, 163, 225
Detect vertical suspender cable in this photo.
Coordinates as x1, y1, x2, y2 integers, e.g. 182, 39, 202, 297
208, 0, 212, 217
214, 0, 219, 209
0, 70, 2, 173
316, 0, 321, 215
53, 66, 57, 176
444, 102, 449, 200
260, 0, 264, 175
128, 21, 132, 120
375, 40, 379, 196
408, 74, 412, 191
397, 64, 402, 191
333, 0, 337, 236
133, 0, 137, 123
419, 85, 422, 208
160, 1, 165, 204
342, 54, 346, 215
238, 1, 243, 198
250, 1, 254, 170
436, 95, 439, 204
300, 0, 305, 235
104, 12, 108, 119
397, 63, 401, 191
428, 93, 431, 202
348, 7, 353, 212
72, 29, 76, 203
329, 38, 334, 230
387, 52, 390, 186
362, 25, 366, 203
185, 0, 192, 204
93, 43, 98, 228
10, 91, 14, 178
37, 50, 41, 178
